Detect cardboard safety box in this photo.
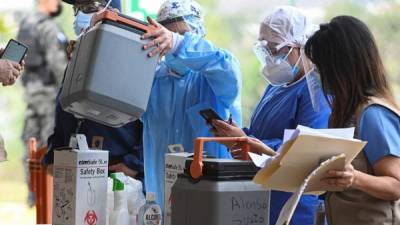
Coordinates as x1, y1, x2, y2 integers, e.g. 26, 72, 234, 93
53, 139, 109, 225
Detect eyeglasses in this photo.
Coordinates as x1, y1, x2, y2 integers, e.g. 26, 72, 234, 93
253, 40, 293, 66
264, 41, 291, 57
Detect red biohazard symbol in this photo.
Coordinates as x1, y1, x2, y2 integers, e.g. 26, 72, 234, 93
84, 210, 98, 225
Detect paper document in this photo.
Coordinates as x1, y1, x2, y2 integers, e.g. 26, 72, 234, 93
248, 152, 272, 168
275, 154, 346, 225
282, 129, 299, 144
283, 126, 356, 143
275, 177, 306, 225
297, 125, 355, 139
253, 126, 366, 225
254, 126, 366, 193
76, 134, 90, 150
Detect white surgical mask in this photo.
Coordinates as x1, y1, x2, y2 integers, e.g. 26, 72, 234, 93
261, 48, 301, 86
73, 11, 94, 36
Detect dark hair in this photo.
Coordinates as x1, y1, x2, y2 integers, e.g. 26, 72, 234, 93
305, 15, 398, 128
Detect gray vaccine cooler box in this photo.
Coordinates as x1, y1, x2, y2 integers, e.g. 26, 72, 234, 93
60, 10, 158, 127
171, 137, 271, 225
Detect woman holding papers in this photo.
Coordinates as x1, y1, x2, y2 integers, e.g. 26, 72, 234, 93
211, 6, 331, 225
305, 16, 400, 225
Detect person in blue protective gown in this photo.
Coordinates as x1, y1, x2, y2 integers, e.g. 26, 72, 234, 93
211, 6, 331, 225
140, 0, 242, 208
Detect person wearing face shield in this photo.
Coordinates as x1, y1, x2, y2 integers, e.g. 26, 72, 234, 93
16, 0, 68, 208
43, 0, 145, 184
140, 0, 242, 208
211, 6, 331, 225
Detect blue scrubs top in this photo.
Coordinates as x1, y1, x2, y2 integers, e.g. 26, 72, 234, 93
359, 105, 400, 165
243, 76, 331, 225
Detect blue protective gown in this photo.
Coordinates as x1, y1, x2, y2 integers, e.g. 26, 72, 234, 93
141, 33, 242, 207
243, 76, 331, 225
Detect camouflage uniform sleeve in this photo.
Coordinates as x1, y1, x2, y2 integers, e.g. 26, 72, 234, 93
38, 20, 68, 87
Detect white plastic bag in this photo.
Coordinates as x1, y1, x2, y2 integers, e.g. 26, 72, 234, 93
125, 176, 146, 216
108, 173, 146, 225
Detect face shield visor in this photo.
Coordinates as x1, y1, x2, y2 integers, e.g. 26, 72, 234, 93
254, 40, 325, 112
301, 49, 326, 112
253, 40, 300, 86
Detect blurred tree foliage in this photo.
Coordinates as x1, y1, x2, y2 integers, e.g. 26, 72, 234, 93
57, 3, 76, 40
0, 16, 12, 42
324, 0, 400, 95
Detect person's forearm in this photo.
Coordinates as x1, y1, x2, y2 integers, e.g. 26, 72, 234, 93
122, 154, 143, 177
258, 138, 282, 151
353, 170, 400, 201
248, 138, 276, 156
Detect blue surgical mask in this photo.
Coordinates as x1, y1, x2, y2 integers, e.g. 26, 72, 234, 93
73, 11, 94, 36
164, 54, 190, 77
183, 15, 206, 37
277, 52, 301, 78
291, 58, 301, 78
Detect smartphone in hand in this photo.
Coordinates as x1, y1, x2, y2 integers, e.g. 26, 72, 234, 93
199, 108, 223, 128
1, 39, 28, 64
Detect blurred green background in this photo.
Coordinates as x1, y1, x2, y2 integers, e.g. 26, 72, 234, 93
0, 0, 399, 224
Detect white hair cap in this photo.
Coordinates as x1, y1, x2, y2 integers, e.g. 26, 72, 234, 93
260, 6, 317, 50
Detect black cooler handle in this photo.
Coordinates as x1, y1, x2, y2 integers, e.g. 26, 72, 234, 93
190, 137, 250, 179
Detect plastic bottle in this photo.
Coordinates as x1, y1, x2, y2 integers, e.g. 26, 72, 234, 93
137, 192, 162, 225
109, 177, 129, 225
126, 177, 145, 219
106, 178, 114, 225
110, 173, 146, 225
127, 177, 145, 225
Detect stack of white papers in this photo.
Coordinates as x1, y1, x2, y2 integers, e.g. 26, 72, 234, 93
247, 125, 366, 225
